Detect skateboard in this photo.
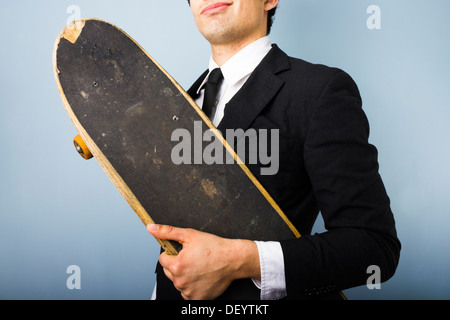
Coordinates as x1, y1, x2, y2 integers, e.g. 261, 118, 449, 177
53, 18, 301, 299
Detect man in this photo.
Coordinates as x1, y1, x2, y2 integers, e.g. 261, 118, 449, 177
148, 0, 401, 300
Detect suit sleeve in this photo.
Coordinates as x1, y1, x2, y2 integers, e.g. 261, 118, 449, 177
280, 70, 401, 299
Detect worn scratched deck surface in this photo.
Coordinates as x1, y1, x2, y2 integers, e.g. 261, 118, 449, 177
54, 19, 300, 299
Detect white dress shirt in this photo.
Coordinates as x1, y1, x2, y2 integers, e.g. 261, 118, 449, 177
195, 36, 287, 300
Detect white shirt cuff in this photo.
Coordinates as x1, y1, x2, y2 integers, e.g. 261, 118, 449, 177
252, 241, 287, 300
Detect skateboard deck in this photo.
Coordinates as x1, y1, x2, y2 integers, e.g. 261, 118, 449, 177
53, 18, 301, 299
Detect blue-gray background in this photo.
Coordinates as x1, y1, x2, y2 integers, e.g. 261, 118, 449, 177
1, 0, 449, 300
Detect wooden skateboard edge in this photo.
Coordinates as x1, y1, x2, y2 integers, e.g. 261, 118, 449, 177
53, 18, 301, 253
53, 19, 179, 256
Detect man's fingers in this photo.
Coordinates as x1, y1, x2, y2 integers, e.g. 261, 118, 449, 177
181, 292, 191, 300
162, 266, 173, 282
147, 224, 187, 244
163, 266, 190, 300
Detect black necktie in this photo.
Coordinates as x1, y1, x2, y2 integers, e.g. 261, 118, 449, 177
202, 68, 223, 119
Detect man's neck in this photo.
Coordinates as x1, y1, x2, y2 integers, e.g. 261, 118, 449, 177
211, 34, 267, 67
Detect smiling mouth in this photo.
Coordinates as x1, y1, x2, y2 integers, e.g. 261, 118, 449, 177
201, 2, 232, 16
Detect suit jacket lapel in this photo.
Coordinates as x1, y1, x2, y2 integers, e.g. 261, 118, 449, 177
187, 69, 209, 100
217, 45, 290, 133
186, 45, 291, 134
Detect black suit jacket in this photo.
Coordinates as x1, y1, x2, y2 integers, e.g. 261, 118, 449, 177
156, 44, 400, 300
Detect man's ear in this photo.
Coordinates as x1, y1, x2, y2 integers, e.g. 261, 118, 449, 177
264, 0, 279, 11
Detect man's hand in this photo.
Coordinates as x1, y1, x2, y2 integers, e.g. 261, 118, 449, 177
147, 224, 260, 300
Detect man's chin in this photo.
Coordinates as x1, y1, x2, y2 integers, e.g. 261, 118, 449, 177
200, 25, 233, 44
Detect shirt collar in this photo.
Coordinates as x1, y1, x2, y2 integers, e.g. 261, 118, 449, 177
196, 36, 272, 94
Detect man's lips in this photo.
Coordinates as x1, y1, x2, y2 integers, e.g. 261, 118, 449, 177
201, 2, 232, 16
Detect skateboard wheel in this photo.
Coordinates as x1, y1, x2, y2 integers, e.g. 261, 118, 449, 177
73, 135, 93, 160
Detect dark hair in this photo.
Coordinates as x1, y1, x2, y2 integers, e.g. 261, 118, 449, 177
267, 5, 277, 35
187, 1, 278, 35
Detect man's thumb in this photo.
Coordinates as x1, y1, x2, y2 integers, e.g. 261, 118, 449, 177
147, 224, 186, 243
